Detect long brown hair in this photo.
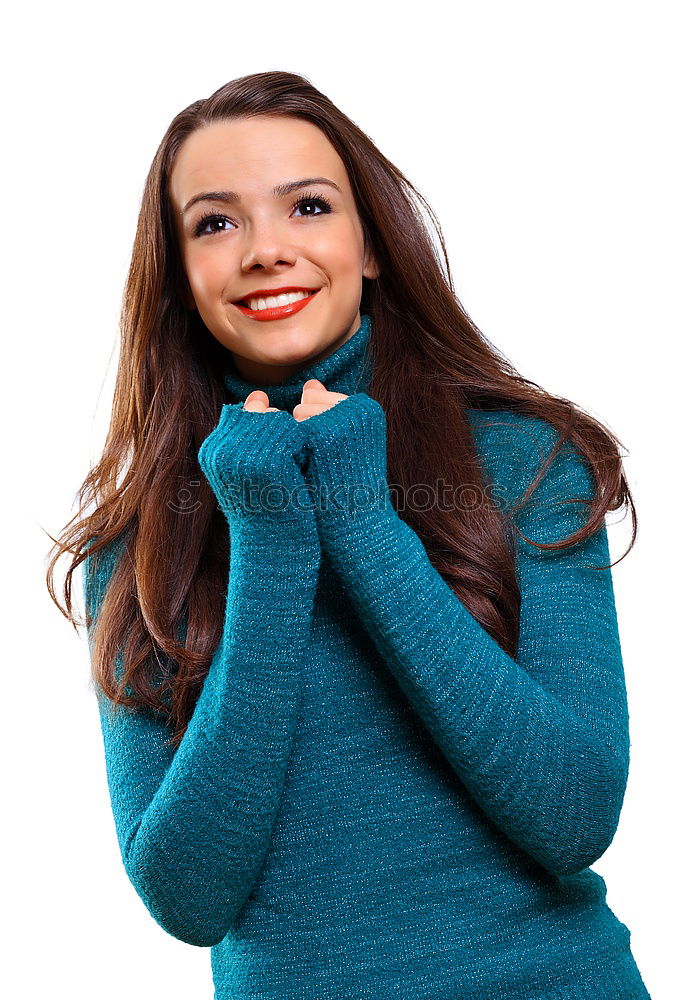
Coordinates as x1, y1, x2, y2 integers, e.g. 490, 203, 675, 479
46, 70, 636, 749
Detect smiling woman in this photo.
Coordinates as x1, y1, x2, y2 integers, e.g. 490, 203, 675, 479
46, 70, 652, 999
168, 116, 379, 383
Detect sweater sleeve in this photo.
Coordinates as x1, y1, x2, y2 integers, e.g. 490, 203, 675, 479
299, 392, 630, 878
84, 405, 320, 947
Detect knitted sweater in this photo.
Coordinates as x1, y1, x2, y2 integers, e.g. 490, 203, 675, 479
83, 313, 651, 999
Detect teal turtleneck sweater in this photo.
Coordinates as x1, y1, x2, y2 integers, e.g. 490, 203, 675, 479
83, 313, 651, 999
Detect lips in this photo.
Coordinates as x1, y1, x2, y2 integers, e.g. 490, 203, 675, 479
234, 287, 321, 321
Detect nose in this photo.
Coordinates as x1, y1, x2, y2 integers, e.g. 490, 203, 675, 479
240, 220, 298, 271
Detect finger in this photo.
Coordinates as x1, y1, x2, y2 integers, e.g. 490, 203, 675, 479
293, 402, 336, 421
243, 390, 269, 412
301, 383, 346, 405
301, 379, 329, 402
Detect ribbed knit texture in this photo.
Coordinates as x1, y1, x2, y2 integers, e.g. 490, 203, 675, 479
83, 313, 651, 999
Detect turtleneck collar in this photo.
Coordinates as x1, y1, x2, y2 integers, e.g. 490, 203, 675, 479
222, 313, 373, 413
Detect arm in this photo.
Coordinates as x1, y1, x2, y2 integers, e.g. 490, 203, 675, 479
299, 392, 630, 877
84, 405, 320, 947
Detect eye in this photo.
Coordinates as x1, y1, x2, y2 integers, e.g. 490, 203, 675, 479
192, 212, 231, 238
290, 192, 334, 218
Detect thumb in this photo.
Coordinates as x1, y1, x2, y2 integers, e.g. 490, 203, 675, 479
301, 378, 327, 402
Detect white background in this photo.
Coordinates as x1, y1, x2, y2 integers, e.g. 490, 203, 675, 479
4, 1, 671, 997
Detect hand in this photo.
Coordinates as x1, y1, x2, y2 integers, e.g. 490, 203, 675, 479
197, 401, 311, 526
290, 387, 396, 540
292, 379, 349, 421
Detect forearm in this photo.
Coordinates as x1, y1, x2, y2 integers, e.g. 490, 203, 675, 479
321, 504, 627, 875
109, 513, 319, 945
300, 392, 630, 877
89, 406, 321, 945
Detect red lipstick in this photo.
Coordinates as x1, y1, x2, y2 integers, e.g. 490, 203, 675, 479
234, 287, 321, 322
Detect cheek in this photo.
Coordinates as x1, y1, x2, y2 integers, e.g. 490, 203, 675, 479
310, 227, 364, 275
184, 248, 229, 299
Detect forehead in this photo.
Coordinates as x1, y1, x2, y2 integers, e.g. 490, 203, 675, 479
169, 116, 347, 209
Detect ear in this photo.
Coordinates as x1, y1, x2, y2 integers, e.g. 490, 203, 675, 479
362, 232, 381, 281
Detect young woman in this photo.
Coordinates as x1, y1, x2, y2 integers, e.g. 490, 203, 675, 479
48, 70, 652, 998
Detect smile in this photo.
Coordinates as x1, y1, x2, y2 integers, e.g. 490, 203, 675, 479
234, 288, 320, 321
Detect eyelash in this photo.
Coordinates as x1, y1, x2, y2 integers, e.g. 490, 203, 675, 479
192, 190, 334, 238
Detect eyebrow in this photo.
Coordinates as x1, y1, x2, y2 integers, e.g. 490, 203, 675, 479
182, 177, 342, 215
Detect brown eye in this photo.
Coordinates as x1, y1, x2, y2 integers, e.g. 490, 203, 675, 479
193, 213, 231, 238
290, 194, 334, 217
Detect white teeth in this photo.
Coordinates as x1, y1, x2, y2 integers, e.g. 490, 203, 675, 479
244, 289, 315, 311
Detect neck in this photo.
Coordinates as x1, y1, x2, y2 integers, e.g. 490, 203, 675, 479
222, 313, 373, 412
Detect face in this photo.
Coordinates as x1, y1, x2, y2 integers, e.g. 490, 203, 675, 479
169, 115, 379, 385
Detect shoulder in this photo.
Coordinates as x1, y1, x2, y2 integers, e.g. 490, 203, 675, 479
465, 407, 595, 517
466, 405, 552, 453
